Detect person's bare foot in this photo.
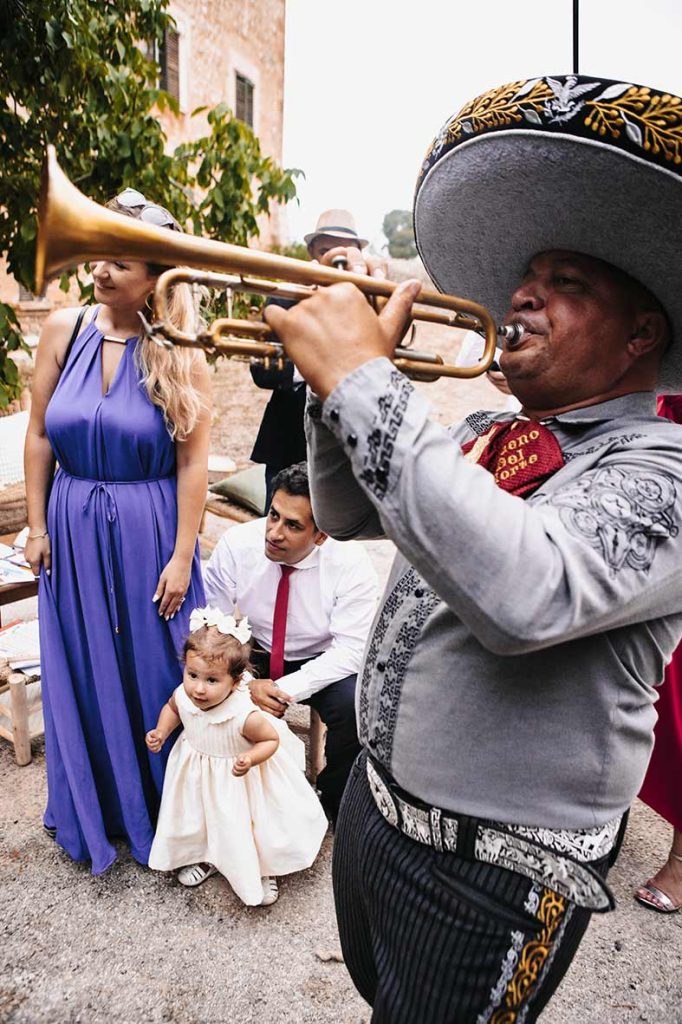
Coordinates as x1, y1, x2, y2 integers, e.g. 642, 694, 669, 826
635, 851, 682, 913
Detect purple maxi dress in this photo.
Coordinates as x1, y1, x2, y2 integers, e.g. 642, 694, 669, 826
39, 309, 204, 874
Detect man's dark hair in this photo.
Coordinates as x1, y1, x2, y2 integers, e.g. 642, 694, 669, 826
271, 461, 310, 501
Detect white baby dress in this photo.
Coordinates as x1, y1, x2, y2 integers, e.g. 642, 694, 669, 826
148, 683, 327, 905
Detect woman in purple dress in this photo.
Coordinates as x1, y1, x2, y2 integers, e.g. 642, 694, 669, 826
24, 192, 211, 874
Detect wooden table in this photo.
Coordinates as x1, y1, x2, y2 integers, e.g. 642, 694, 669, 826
0, 532, 38, 627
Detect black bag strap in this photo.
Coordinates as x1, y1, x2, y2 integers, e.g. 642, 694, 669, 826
60, 305, 88, 370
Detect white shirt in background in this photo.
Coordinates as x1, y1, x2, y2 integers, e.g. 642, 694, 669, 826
203, 518, 378, 702
456, 334, 522, 413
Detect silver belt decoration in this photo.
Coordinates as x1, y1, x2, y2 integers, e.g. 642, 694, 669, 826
366, 758, 617, 912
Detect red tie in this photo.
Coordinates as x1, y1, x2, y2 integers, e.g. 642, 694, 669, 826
270, 565, 296, 681
461, 419, 564, 497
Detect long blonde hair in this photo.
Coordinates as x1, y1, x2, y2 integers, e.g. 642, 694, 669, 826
105, 194, 205, 441
136, 279, 204, 441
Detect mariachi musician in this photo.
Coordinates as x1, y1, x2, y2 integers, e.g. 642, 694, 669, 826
266, 72, 682, 1022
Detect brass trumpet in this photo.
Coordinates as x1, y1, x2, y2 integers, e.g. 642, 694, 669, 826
36, 146, 521, 380
143, 268, 497, 383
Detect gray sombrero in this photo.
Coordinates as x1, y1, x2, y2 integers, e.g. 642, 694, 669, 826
413, 74, 682, 391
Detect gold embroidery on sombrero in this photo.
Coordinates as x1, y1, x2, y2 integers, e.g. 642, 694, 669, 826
427, 79, 554, 159
585, 87, 682, 164
489, 889, 567, 1023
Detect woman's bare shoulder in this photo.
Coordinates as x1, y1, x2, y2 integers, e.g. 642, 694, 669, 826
38, 306, 90, 360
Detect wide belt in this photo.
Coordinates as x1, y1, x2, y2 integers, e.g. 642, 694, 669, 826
366, 756, 617, 912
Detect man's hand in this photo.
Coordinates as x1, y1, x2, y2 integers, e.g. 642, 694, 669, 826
145, 729, 164, 753
232, 754, 252, 777
265, 271, 422, 401
249, 678, 292, 718
314, 245, 386, 278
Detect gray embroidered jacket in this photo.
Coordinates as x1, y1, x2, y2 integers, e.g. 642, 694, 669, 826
306, 357, 682, 830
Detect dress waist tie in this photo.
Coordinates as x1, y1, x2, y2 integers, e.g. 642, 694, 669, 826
74, 471, 174, 635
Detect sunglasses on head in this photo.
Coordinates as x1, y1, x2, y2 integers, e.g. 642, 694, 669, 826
115, 188, 179, 230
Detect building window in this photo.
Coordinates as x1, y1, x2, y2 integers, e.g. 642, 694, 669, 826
160, 28, 181, 102
235, 73, 254, 127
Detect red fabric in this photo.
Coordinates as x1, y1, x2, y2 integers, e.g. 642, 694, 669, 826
270, 565, 296, 681
639, 656, 682, 831
461, 420, 564, 497
639, 396, 682, 830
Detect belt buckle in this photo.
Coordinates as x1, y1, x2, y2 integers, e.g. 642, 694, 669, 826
475, 825, 615, 912
366, 758, 400, 829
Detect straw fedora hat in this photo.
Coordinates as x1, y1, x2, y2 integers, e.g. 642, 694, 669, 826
304, 209, 368, 249
414, 74, 682, 391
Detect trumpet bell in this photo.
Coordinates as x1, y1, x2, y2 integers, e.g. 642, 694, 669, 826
36, 146, 177, 293
35, 146, 513, 381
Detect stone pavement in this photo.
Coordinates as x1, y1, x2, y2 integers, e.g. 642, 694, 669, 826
1, 534, 681, 1022
2, 738, 681, 1023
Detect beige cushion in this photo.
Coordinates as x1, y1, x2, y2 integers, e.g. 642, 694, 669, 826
209, 464, 266, 516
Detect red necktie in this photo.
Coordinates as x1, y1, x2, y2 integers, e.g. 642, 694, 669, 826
461, 419, 564, 497
270, 565, 296, 681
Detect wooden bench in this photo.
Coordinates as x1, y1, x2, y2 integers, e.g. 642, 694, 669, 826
0, 528, 41, 764
0, 666, 42, 766
286, 706, 326, 786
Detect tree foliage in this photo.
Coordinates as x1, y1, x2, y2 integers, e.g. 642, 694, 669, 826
270, 241, 310, 262
0, 0, 301, 405
382, 209, 417, 260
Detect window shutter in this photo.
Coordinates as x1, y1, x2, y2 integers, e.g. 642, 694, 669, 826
160, 29, 180, 102
235, 73, 254, 127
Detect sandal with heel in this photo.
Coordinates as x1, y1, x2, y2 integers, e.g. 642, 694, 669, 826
634, 852, 682, 913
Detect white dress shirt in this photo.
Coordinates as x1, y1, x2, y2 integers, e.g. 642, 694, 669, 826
203, 518, 378, 702
456, 334, 521, 413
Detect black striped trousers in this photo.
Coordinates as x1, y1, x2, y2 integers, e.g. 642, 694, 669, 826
333, 752, 613, 1023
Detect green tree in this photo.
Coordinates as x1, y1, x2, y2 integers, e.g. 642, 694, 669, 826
382, 209, 417, 260
270, 241, 311, 262
0, 0, 301, 406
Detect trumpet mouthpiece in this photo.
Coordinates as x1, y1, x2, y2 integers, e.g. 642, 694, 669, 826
499, 324, 525, 347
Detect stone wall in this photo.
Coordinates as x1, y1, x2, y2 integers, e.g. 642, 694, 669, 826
161, 0, 286, 245
1, 0, 287, 335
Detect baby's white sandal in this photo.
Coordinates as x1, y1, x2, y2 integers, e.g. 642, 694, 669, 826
260, 876, 279, 906
177, 863, 217, 887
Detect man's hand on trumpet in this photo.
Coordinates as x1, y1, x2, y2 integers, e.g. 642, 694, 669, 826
264, 247, 422, 401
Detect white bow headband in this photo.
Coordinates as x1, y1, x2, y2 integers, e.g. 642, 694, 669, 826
189, 606, 252, 645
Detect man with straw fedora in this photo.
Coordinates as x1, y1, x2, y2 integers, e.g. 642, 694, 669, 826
267, 72, 682, 1021
250, 210, 368, 509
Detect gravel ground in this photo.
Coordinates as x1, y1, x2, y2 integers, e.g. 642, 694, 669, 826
3, 325, 681, 1022
2, 738, 681, 1023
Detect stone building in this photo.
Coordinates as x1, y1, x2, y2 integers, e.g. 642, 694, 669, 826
2, 0, 287, 338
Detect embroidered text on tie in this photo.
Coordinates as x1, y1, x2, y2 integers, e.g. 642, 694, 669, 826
461, 419, 564, 497
270, 565, 296, 680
